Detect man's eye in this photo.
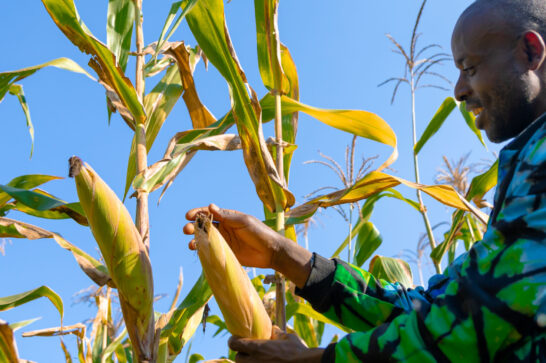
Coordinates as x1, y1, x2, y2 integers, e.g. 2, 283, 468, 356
463, 66, 475, 75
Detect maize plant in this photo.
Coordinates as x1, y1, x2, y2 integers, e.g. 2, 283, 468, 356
0, 0, 494, 361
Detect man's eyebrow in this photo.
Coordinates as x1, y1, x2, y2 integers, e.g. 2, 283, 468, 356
454, 57, 465, 66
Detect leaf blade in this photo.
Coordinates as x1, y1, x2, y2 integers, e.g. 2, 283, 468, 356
42, 0, 145, 125
414, 96, 456, 155
368, 255, 413, 287
106, 0, 135, 72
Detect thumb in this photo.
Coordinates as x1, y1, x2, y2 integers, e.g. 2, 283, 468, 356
208, 204, 224, 222
271, 325, 287, 340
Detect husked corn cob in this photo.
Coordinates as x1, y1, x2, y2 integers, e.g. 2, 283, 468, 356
195, 214, 272, 339
69, 156, 154, 359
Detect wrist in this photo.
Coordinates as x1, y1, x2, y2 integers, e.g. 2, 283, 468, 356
272, 237, 313, 288
294, 348, 324, 363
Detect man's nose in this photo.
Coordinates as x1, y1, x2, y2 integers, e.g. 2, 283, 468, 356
454, 74, 471, 102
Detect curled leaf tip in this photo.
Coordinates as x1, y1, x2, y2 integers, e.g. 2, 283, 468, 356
68, 156, 83, 178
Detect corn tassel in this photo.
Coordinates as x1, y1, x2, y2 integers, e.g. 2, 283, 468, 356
69, 156, 154, 361
195, 214, 272, 339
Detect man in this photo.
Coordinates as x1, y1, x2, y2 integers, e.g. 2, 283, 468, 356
184, 0, 546, 361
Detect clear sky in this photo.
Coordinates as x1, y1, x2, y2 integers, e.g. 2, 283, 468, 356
0, 0, 497, 361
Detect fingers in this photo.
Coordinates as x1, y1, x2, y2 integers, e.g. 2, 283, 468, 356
185, 206, 211, 221
270, 325, 285, 340
183, 222, 195, 235
188, 240, 196, 250
228, 336, 263, 354
186, 204, 227, 222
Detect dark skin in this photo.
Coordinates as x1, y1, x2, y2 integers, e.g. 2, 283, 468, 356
186, 3, 546, 362
452, 2, 546, 143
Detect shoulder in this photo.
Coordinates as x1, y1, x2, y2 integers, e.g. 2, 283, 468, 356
508, 120, 546, 198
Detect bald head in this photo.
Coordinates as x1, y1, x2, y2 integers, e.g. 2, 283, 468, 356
451, 0, 546, 143
469, 0, 546, 38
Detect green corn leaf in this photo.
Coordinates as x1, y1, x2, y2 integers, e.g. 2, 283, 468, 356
114, 340, 129, 363
368, 255, 413, 287
0, 185, 87, 225
42, 0, 145, 126
414, 97, 486, 155
160, 273, 212, 358
459, 101, 486, 148
141, 91, 397, 197
189, 354, 205, 363
186, 0, 293, 212
414, 96, 457, 155
1, 58, 93, 158
155, 0, 199, 59
354, 222, 382, 267
8, 84, 34, 158
0, 57, 94, 102
0, 185, 64, 211
430, 160, 497, 263
254, 0, 288, 93
286, 302, 352, 333
250, 274, 266, 300
206, 315, 228, 338
0, 174, 61, 207
279, 44, 300, 183
7, 201, 86, 225
330, 190, 418, 258
0, 217, 111, 286
293, 313, 319, 348
140, 86, 395, 199
0, 320, 19, 363
9, 318, 41, 332
106, 0, 135, 72
0, 286, 63, 322
101, 328, 127, 363
186, 0, 295, 211
124, 65, 183, 199
466, 159, 498, 202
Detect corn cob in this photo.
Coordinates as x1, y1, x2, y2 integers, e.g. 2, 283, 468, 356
69, 156, 154, 360
195, 214, 272, 339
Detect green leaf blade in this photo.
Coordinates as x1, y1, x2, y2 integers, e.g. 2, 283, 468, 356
107, 0, 135, 72
0, 286, 63, 322
414, 96, 456, 155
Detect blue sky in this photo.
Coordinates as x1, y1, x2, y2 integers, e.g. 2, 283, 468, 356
0, 0, 498, 361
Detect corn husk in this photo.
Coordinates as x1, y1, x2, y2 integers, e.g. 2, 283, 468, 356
69, 156, 154, 360
195, 214, 272, 339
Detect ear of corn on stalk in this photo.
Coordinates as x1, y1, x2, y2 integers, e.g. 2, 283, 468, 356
195, 214, 272, 339
69, 156, 154, 360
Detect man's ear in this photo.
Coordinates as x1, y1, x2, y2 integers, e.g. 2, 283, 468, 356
522, 30, 546, 70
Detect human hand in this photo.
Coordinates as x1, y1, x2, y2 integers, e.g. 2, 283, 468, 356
184, 204, 285, 269
228, 326, 324, 363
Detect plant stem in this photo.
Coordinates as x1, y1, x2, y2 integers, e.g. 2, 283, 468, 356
274, 92, 287, 332
134, 0, 150, 251
348, 204, 353, 263
410, 74, 441, 274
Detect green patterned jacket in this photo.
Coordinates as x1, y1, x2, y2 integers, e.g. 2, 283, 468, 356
296, 115, 546, 362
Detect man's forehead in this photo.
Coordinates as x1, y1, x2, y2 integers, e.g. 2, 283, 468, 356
452, 3, 513, 61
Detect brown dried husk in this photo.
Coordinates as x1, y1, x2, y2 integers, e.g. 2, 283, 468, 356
195, 214, 272, 339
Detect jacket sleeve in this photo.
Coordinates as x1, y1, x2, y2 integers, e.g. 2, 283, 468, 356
312, 130, 546, 362
295, 254, 437, 332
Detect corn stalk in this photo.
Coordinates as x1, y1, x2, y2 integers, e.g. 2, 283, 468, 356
134, 0, 150, 251
379, 0, 452, 274
274, 90, 287, 331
